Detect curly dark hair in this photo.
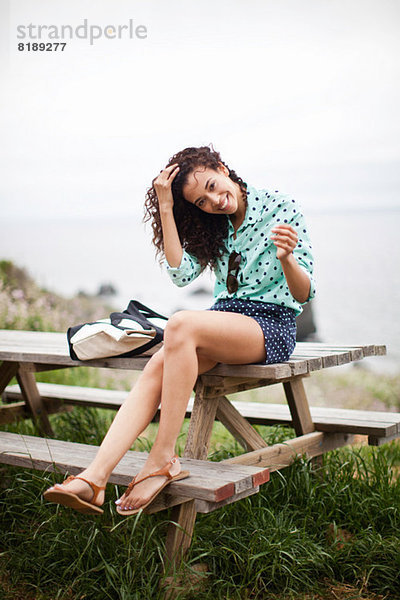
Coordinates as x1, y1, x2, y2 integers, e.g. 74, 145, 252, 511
143, 145, 248, 270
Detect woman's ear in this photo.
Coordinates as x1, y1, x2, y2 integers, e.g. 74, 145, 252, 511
217, 162, 230, 176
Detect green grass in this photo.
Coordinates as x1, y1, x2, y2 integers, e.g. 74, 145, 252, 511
1, 408, 400, 600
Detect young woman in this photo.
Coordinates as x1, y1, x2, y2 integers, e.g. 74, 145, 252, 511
44, 145, 315, 516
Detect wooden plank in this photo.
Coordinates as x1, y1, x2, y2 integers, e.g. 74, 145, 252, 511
311, 405, 400, 423
293, 350, 351, 367
25, 364, 73, 373
195, 487, 259, 514
6, 383, 399, 438
297, 342, 361, 352
147, 483, 263, 516
0, 428, 345, 478
181, 457, 269, 485
0, 401, 28, 423
4, 383, 126, 410
0, 353, 152, 371
201, 376, 275, 397
0, 399, 70, 424
0, 332, 387, 379
0, 432, 267, 504
224, 402, 400, 436
286, 359, 310, 376
283, 377, 315, 435
373, 345, 387, 356
0, 331, 386, 360
368, 433, 400, 446
309, 419, 397, 437
318, 354, 339, 368
0, 330, 161, 358
205, 362, 294, 379
223, 431, 355, 471
146, 461, 268, 513
295, 343, 386, 359
0, 330, 152, 370
293, 348, 350, 357
143, 493, 193, 515
148, 483, 237, 516
216, 396, 267, 452
4, 383, 127, 411
199, 373, 311, 395
289, 356, 322, 371
296, 346, 363, 362
6, 383, 398, 438
359, 345, 379, 357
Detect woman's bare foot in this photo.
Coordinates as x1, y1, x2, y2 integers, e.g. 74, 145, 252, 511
115, 453, 182, 512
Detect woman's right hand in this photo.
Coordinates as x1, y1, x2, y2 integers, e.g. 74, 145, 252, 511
153, 163, 180, 212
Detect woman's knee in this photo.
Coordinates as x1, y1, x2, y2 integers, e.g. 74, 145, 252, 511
163, 311, 196, 348
143, 347, 164, 375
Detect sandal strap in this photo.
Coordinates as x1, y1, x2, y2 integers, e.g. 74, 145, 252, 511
63, 475, 106, 504
126, 455, 179, 492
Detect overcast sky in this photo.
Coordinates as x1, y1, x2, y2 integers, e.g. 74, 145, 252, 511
1, 0, 399, 217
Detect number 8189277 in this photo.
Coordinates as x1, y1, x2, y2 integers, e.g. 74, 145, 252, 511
18, 42, 67, 51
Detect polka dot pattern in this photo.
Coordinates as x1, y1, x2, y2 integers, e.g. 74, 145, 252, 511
208, 298, 296, 365
166, 184, 316, 316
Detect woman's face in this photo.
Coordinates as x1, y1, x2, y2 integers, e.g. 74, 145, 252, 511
182, 165, 241, 215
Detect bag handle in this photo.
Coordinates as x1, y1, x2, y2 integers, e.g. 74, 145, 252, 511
110, 300, 168, 327
126, 300, 168, 322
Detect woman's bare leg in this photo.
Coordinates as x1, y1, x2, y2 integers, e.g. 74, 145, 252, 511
116, 310, 266, 511
48, 349, 165, 504
48, 346, 215, 505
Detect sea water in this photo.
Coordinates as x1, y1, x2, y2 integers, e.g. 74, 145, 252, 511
1, 208, 399, 372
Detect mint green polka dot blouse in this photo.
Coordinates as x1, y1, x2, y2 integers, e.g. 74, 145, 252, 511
166, 184, 316, 315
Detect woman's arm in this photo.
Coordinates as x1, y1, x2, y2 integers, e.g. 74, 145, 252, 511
270, 224, 311, 303
153, 164, 183, 268
153, 164, 203, 287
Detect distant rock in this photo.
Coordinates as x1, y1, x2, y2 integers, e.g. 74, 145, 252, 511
296, 301, 319, 342
97, 283, 117, 297
189, 286, 212, 297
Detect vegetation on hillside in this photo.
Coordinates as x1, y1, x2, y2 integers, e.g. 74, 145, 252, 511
0, 259, 112, 332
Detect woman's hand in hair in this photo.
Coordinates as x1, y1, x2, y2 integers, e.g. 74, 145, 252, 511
153, 164, 180, 213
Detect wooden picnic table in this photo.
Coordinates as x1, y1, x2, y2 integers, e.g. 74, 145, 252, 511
0, 329, 390, 568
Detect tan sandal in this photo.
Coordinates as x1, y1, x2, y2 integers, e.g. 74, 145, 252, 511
116, 455, 189, 516
44, 475, 105, 515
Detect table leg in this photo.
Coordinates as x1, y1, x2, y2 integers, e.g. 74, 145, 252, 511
0, 361, 19, 394
164, 380, 219, 570
283, 376, 315, 435
216, 395, 267, 451
16, 365, 54, 437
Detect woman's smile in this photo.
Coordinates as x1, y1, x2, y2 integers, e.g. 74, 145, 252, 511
182, 165, 244, 222
219, 193, 230, 211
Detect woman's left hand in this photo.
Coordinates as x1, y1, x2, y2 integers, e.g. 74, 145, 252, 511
270, 224, 298, 261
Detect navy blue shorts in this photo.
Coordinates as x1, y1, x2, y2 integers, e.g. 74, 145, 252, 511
208, 298, 297, 365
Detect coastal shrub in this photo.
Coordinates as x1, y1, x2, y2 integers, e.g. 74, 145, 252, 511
0, 260, 112, 333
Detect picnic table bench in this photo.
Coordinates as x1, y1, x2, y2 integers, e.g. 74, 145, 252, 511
4, 382, 400, 446
0, 329, 391, 568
